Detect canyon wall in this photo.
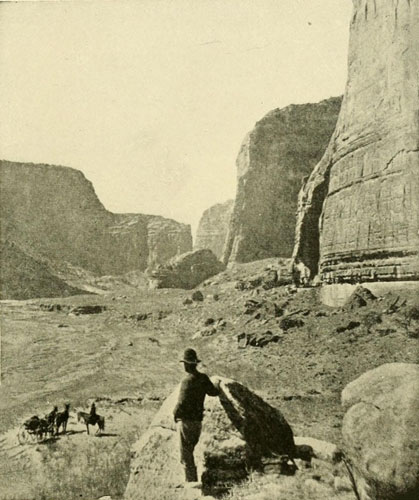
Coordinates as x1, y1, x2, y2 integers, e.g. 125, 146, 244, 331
223, 97, 342, 265
293, 0, 419, 283
194, 199, 234, 259
0, 161, 192, 296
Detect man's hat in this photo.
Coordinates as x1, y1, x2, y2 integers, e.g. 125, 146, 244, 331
180, 348, 201, 364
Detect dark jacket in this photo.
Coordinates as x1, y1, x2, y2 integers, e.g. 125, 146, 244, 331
173, 371, 219, 422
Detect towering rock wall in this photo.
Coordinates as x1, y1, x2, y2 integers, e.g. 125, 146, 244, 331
223, 97, 342, 265
0, 161, 192, 283
194, 200, 234, 259
293, 0, 419, 283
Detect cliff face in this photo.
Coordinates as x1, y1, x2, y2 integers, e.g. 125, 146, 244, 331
223, 97, 342, 265
0, 161, 192, 294
293, 0, 419, 283
194, 200, 234, 259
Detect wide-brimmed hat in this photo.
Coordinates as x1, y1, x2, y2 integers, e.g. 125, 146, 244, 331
180, 348, 201, 364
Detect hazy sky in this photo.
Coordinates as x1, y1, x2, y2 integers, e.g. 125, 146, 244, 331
0, 0, 352, 236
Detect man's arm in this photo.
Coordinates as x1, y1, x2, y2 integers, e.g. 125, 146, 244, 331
206, 375, 221, 397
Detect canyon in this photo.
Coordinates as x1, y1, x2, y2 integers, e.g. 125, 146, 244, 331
0, 161, 192, 298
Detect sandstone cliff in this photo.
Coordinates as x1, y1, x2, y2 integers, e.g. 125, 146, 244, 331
223, 96, 342, 265
194, 199, 234, 259
0, 161, 192, 297
293, 0, 419, 284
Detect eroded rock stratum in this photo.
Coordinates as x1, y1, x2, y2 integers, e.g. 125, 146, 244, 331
293, 0, 419, 284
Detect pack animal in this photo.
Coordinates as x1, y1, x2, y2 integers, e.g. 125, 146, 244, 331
55, 403, 70, 434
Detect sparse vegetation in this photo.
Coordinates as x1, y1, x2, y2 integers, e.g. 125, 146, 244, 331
1, 260, 417, 499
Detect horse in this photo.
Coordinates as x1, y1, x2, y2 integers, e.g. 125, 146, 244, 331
55, 403, 70, 435
77, 411, 105, 435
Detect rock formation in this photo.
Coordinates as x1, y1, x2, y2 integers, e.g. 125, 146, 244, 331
148, 249, 225, 289
124, 377, 295, 499
342, 363, 419, 500
0, 161, 192, 297
223, 96, 342, 265
293, 0, 419, 284
0, 241, 85, 300
194, 200, 234, 259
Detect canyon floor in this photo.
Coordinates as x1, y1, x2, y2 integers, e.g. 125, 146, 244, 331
0, 259, 417, 500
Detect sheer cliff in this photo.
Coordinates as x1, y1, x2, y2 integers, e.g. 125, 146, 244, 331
223, 97, 342, 265
293, 0, 419, 283
194, 200, 234, 259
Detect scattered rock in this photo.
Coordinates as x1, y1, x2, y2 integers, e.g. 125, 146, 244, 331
344, 286, 377, 310
183, 298, 193, 305
204, 318, 215, 326
129, 312, 150, 321
192, 290, 204, 302
70, 305, 107, 315
342, 363, 419, 500
279, 315, 304, 331
237, 331, 283, 348
336, 321, 360, 333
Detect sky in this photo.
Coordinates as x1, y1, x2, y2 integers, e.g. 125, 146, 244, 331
0, 0, 352, 237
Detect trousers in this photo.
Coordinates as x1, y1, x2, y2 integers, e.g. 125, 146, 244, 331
177, 420, 202, 482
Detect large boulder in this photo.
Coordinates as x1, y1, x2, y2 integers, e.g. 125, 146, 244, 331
341, 363, 419, 500
194, 200, 234, 260
124, 377, 295, 499
223, 96, 341, 265
293, 0, 419, 284
148, 249, 225, 289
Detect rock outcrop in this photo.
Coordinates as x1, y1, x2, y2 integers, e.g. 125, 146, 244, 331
293, 0, 419, 284
194, 200, 234, 260
0, 161, 192, 297
342, 363, 419, 500
148, 249, 225, 289
124, 377, 295, 499
223, 96, 342, 265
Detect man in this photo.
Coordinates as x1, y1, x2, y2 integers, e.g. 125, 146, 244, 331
173, 348, 219, 483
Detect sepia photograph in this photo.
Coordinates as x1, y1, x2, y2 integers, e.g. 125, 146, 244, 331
0, 0, 418, 499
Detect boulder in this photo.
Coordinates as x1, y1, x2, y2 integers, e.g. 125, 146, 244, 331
344, 286, 376, 310
341, 363, 419, 500
237, 331, 282, 348
194, 200, 234, 260
192, 290, 204, 302
293, 0, 419, 284
148, 250, 225, 289
223, 97, 342, 265
124, 377, 295, 499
